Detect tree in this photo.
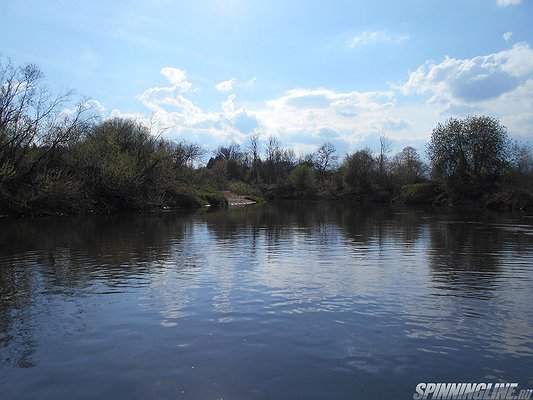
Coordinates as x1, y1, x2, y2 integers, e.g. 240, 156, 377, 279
212, 143, 243, 162
262, 136, 295, 184
427, 116, 510, 193
314, 142, 338, 175
343, 149, 376, 191
0, 58, 93, 213
507, 142, 533, 190
246, 133, 261, 183
375, 134, 392, 189
289, 164, 316, 197
391, 146, 427, 186
0, 59, 88, 182
376, 134, 391, 175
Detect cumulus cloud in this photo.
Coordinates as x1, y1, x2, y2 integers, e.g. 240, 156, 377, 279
497, 0, 521, 7
121, 41, 533, 155
135, 70, 261, 144
254, 87, 408, 153
84, 99, 106, 117
160, 67, 193, 92
395, 43, 533, 138
215, 78, 236, 92
503, 31, 513, 42
395, 43, 533, 103
349, 30, 408, 48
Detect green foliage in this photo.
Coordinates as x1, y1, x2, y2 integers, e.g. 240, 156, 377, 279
228, 181, 262, 197
244, 195, 264, 203
202, 192, 228, 208
394, 182, 444, 205
427, 116, 510, 194
3, 58, 533, 214
343, 149, 376, 191
74, 118, 171, 209
289, 164, 317, 198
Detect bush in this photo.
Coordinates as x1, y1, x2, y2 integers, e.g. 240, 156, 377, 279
228, 181, 262, 197
202, 192, 229, 208
394, 182, 444, 205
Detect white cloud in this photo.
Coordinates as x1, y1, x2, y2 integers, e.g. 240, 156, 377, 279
395, 43, 533, 138
349, 30, 408, 48
160, 67, 192, 92
84, 99, 106, 117
395, 43, 533, 103
247, 77, 257, 87
113, 41, 533, 156
497, 0, 521, 7
135, 71, 260, 144
254, 87, 408, 152
215, 78, 236, 92
222, 94, 236, 117
503, 31, 513, 42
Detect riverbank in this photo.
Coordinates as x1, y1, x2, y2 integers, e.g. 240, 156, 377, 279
3, 181, 533, 218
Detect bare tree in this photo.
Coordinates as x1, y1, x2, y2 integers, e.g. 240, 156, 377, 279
314, 142, 338, 174
246, 133, 261, 182
391, 146, 427, 186
213, 143, 243, 162
246, 133, 261, 165
0, 58, 91, 183
377, 134, 391, 174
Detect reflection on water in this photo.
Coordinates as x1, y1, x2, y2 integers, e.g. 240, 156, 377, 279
0, 202, 532, 399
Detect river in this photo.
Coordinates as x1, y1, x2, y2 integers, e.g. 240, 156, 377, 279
1, 202, 532, 399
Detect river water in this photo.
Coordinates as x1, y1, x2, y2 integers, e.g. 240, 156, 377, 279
1, 202, 532, 399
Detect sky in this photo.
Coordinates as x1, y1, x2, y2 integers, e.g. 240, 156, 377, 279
1, 0, 532, 157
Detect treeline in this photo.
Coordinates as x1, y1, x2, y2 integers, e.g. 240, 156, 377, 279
1, 59, 532, 215
203, 115, 533, 211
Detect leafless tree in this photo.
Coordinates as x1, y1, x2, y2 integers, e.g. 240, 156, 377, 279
314, 142, 338, 174
0, 58, 91, 183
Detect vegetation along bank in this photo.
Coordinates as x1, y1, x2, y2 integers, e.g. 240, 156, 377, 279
1, 59, 532, 216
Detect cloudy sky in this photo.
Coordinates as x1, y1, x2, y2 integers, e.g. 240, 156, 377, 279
1, 0, 532, 156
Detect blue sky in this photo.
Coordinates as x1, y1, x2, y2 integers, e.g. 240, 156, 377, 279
1, 0, 532, 156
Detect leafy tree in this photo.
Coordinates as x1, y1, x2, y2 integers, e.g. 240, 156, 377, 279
343, 149, 376, 191
427, 116, 510, 193
74, 118, 180, 209
289, 164, 316, 197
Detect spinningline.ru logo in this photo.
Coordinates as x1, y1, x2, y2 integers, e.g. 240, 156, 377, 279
413, 383, 532, 400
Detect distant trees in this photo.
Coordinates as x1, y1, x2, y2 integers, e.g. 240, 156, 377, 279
427, 116, 511, 193
2, 58, 532, 212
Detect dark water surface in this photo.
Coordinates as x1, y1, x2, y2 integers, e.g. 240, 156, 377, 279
1, 202, 532, 399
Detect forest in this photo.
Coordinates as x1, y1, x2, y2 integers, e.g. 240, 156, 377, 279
1, 59, 532, 216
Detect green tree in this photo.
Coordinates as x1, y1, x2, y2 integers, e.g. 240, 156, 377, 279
75, 118, 176, 209
343, 149, 376, 191
289, 164, 316, 197
427, 116, 510, 194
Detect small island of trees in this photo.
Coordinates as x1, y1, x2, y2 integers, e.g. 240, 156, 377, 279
1, 59, 532, 216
